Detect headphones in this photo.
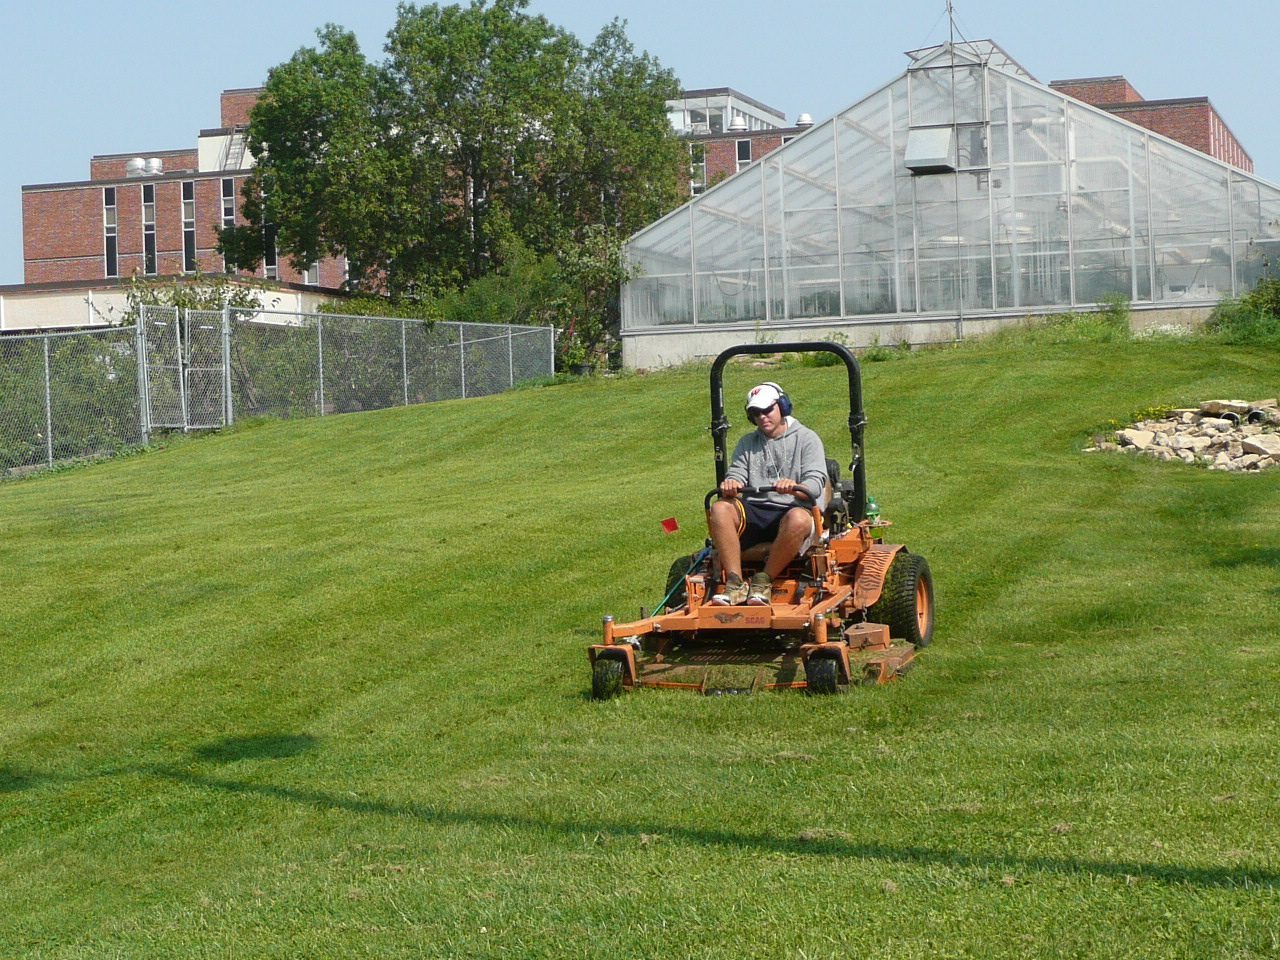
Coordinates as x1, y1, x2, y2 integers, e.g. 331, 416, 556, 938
747, 381, 792, 419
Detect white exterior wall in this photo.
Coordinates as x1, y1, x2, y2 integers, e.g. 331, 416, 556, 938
0, 286, 334, 331
620, 305, 1213, 369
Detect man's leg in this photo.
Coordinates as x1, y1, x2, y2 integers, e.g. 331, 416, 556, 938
708, 498, 743, 580
762, 507, 813, 579
708, 498, 749, 605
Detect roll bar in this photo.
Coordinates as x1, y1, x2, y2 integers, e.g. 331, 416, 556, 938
709, 342, 868, 521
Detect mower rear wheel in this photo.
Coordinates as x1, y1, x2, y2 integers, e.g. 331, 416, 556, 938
805, 656, 840, 695
591, 658, 625, 700
868, 552, 934, 648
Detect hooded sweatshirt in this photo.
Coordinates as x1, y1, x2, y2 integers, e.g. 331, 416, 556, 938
725, 416, 829, 509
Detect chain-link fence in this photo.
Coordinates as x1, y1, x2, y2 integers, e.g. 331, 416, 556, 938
0, 327, 144, 474
1, 308, 555, 476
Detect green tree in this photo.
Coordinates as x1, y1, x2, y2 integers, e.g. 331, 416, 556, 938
220, 0, 685, 312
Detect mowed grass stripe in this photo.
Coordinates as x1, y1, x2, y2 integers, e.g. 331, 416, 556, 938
2, 337, 1279, 958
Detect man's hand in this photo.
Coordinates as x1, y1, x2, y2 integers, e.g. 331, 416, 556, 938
773, 477, 798, 494
719, 478, 743, 497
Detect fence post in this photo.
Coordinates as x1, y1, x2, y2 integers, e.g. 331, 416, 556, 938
136, 308, 151, 444
317, 315, 326, 416
459, 326, 467, 400
401, 318, 409, 406
42, 336, 54, 468
177, 308, 190, 432
507, 326, 515, 387
222, 305, 234, 426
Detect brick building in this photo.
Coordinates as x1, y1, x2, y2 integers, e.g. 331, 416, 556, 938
1049, 76, 1251, 172
20, 88, 346, 288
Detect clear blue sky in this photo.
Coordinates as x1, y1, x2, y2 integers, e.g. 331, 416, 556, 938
3, 0, 1276, 286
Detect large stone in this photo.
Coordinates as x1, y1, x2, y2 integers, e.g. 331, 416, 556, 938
1119, 428, 1155, 449
1202, 400, 1252, 417
1242, 434, 1280, 457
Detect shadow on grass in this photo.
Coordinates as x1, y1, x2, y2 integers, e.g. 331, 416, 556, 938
1209, 546, 1280, 570
147, 764, 1278, 892
0, 765, 48, 793
191, 733, 320, 764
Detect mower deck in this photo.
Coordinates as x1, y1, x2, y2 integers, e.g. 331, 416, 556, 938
630, 636, 916, 695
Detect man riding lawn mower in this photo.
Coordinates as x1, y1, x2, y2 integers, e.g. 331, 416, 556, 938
589, 341, 934, 699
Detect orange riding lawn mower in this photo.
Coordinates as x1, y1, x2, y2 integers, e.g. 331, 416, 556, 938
589, 341, 934, 699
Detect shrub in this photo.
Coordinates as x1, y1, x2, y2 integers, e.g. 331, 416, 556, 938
1206, 276, 1280, 344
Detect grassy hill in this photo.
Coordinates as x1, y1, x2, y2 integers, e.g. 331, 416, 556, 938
2, 334, 1279, 958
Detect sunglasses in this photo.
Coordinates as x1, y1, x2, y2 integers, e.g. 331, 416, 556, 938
748, 401, 777, 424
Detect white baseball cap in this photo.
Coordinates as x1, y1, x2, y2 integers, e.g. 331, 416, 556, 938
745, 382, 782, 412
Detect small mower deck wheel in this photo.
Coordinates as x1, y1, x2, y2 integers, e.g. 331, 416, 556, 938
806, 656, 840, 695
591, 658, 625, 700
868, 551, 934, 647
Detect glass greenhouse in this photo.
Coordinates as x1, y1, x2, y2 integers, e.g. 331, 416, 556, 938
622, 40, 1280, 343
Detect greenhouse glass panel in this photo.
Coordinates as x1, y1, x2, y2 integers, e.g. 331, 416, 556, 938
693, 165, 766, 323
783, 207, 840, 318
1073, 241, 1139, 303
987, 71, 1010, 165
1009, 81, 1066, 165
835, 90, 896, 203
781, 124, 838, 211
841, 204, 898, 314
893, 177, 918, 312
1069, 113, 1138, 245
624, 206, 692, 327
909, 62, 984, 127
1148, 138, 1231, 301
763, 158, 786, 322
1232, 174, 1280, 291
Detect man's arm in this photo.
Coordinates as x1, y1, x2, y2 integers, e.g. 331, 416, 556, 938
794, 428, 829, 505
722, 435, 754, 491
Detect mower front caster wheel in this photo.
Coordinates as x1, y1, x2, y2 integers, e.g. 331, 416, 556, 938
805, 656, 840, 695
591, 658, 625, 700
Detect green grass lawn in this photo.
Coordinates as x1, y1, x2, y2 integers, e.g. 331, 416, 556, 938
2, 336, 1279, 958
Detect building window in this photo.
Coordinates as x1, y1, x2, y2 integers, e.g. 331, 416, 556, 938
103, 187, 118, 278
142, 183, 157, 275
222, 178, 236, 273
182, 181, 197, 273
303, 262, 320, 286
689, 142, 706, 196
263, 224, 278, 280
736, 139, 752, 172
686, 106, 726, 134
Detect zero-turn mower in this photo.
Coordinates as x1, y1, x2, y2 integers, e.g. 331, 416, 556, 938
589, 341, 934, 698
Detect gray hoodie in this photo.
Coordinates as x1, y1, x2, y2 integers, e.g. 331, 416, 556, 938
725, 417, 829, 509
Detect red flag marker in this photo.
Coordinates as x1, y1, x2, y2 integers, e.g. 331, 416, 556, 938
661, 517, 679, 533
